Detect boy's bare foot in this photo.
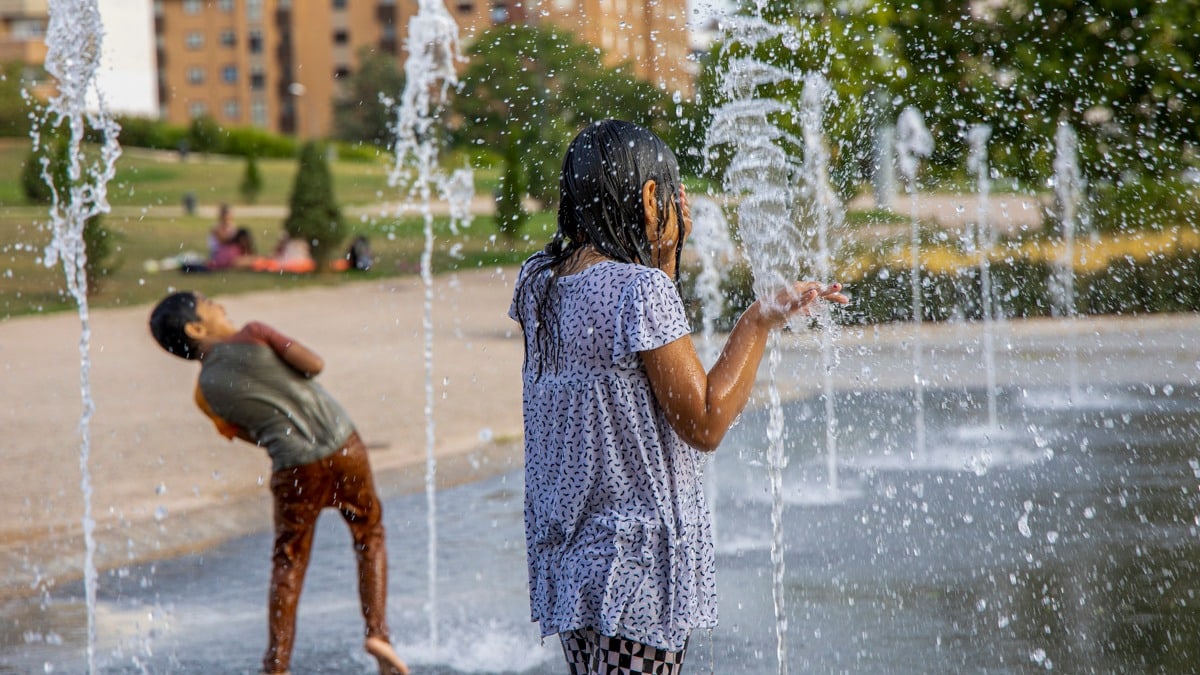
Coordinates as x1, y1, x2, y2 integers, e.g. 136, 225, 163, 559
365, 636, 409, 675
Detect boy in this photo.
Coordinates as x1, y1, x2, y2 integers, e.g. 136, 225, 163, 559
149, 291, 408, 675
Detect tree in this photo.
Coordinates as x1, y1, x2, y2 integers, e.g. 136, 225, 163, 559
0, 60, 32, 137
240, 153, 263, 204
455, 24, 670, 238
870, 0, 1200, 230
284, 141, 346, 266
333, 47, 406, 147
699, 0, 902, 196
188, 114, 221, 155
22, 132, 118, 287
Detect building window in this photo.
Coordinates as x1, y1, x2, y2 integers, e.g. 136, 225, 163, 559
220, 30, 236, 47
250, 66, 266, 89
219, 0, 235, 11
186, 31, 203, 49
188, 101, 208, 118
251, 100, 268, 127
183, 0, 201, 15
187, 66, 205, 84
222, 65, 238, 83
247, 0, 263, 20
490, 2, 508, 22
248, 30, 263, 53
334, 65, 350, 79
456, 1, 473, 13
333, 30, 349, 45
223, 99, 240, 120
11, 19, 46, 39
333, 0, 347, 8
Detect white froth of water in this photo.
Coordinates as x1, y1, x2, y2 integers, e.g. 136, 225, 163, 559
386, 2, 472, 649
896, 106, 933, 462
37, 2, 122, 672
396, 622, 558, 672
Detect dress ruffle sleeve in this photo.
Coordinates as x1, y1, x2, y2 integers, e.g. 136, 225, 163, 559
612, 268, 691, 367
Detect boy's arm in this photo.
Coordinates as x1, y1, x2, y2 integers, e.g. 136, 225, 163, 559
194, 385, 253, 443
243, 321, 324, 377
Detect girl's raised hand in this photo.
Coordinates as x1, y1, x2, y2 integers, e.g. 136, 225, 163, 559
756, 282, 849, 328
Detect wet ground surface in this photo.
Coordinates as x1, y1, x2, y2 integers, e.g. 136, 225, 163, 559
3, 377, 1199, 674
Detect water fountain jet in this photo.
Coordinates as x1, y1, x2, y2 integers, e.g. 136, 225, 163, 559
967, 124, 999, 432
386, 0, 473, 650
1052, 122, 1083, 404
32, 1, 121, 671
895, 106, 932, 459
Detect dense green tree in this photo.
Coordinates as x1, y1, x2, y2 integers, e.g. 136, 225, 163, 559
455, 24, 670, 238
699, 0, 901, 195
285, 141, 346, 266
698, 0, 1199, 228
880, 0, 1200, 228
333, 47, 406, 146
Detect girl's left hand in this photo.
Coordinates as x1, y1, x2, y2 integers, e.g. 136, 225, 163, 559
757, 282, 849, 328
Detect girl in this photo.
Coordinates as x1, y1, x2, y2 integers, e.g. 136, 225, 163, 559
509, 119, 847, 673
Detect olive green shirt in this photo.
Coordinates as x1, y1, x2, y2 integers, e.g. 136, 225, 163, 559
198, 342, 354, 472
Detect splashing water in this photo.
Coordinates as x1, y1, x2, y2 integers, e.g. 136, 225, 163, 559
687, 195, 736, 366
704, 13, 823, 673
1052, 122, 1083, 403
386, 0, 472, 649
687, 194, 736, 544
33, 1, 121, 672
895, 106, 932, 459
967, 124, 999, 431
796, 73, 843, 494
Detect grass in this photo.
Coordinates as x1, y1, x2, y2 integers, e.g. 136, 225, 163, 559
0, 137, 548, 319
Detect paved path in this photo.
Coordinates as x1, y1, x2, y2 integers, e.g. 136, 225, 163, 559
0, 268, 527, 599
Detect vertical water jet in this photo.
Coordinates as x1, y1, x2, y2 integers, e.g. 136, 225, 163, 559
895, 106, 932, 460
386, 0, 472, 649
34, 1, 121, 671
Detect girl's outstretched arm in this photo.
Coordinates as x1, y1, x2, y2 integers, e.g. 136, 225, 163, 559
641, 282, 847, 452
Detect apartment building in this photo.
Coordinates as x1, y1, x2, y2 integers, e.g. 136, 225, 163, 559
154, 0, 692, 138
0, 0, 48, 93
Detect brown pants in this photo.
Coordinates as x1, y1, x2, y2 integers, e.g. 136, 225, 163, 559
262, 432, 391, 674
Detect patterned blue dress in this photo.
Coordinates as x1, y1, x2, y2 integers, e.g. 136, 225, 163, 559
509, 255, 718, 652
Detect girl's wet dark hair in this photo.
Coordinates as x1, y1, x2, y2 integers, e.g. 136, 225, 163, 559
552, 119, 682, 270
149, 291, 202, 360
516, 120, 684, 378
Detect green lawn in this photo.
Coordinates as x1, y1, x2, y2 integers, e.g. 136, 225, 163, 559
0, 137, 549, 319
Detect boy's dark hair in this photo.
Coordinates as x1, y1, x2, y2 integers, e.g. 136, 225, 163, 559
149, 291, 202, 360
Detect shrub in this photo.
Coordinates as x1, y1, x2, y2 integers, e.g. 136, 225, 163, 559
240, 154, 263, 204
284, 141, 347, 266
188, 114, 222, 154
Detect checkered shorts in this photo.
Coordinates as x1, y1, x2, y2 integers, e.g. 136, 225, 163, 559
560, 627, 687, 675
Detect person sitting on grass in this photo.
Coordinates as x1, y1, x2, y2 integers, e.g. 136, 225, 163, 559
208, 227, 258, 270
148, 291, 409, 675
